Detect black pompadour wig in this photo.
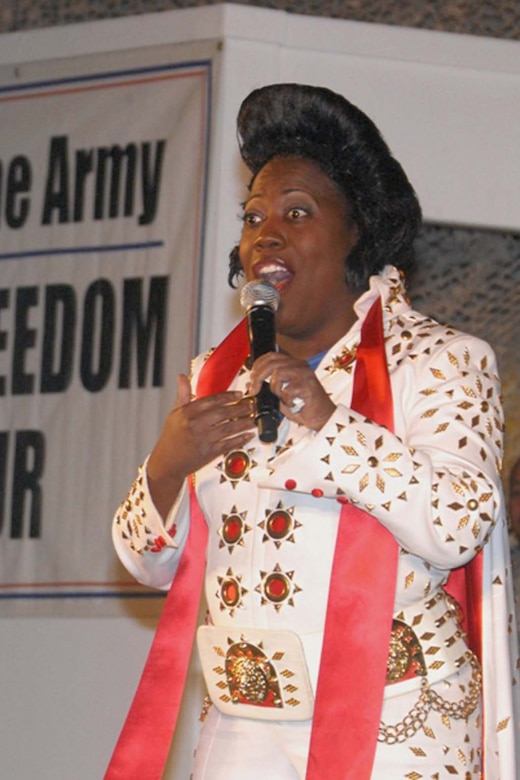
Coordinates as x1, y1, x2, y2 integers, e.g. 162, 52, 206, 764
228, 83, 422, 293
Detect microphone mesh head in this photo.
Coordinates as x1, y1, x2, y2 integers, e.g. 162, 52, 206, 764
240, 280, 280, 312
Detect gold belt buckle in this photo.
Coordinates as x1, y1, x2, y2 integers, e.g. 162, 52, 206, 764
197, 626, 314, 721
386, 619, 427, 685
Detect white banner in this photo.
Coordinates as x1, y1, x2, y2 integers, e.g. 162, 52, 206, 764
0, 45, 214, 613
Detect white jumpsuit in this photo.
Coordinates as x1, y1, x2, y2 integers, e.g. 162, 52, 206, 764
113, 267, 519, 778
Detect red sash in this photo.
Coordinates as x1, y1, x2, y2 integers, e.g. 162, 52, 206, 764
104, 320, 250, 780
306, 297, 398, 779
105, 297, 481, 779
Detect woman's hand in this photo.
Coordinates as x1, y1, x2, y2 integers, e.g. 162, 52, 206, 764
248, 352, 336, 432
147, 374, 256, 517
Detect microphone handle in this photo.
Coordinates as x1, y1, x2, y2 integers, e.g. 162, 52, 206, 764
255, 381, 280, 443
246, 303, 280, 443
247, 304, 276, 361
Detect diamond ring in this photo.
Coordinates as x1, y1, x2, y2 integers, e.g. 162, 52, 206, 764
289, 396, 305, 414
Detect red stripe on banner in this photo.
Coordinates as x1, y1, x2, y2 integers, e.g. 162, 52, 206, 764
0, 70, 207, 103
0, 581, 148, 589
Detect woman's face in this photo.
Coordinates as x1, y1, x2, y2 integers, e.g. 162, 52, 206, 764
238, 156, 359, 357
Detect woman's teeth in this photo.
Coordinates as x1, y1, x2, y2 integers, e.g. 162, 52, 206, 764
258, 265, 293, 286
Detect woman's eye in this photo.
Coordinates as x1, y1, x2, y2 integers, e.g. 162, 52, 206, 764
287, 207, 307, 220
243, 212, 262, 225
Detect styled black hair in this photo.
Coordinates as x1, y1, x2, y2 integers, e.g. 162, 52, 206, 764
228, 83, 422, 293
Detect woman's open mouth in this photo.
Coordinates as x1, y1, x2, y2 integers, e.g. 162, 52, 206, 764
254, 261, 294, 292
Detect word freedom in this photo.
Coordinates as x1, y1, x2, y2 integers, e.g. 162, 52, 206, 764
0, 276, 169, 538
0, 276, 169, 395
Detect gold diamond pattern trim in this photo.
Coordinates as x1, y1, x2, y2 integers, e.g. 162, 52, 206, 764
461, 386, 478, 398
384, 468, 403, 477
341, 445, 359, 456
341, 464, 360, 474
356, 430, 367, 446
447, 351, 459, 368
404, 572, 415, 589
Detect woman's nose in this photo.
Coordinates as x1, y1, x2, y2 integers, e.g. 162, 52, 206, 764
254, 218, 285, 249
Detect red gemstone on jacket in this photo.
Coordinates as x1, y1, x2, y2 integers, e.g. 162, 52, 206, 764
223, 515, 243, 544
264, 573, 289, 602
221, 578, 240, 607
225, 451, 250, 479
266, 510, 291, 539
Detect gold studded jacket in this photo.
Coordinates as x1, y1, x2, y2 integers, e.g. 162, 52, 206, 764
113, 266, 518, 774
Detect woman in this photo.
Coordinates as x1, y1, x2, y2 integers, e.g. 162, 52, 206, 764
109, 84, 518, 779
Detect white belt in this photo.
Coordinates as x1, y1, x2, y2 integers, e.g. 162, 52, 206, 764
196, 625, 314, 721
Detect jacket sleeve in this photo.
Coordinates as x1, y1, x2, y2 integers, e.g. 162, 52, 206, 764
264, 332, 504, 570
112, 458, 190, 589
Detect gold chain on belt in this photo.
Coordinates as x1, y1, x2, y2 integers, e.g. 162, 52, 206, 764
378, 652, 481, 745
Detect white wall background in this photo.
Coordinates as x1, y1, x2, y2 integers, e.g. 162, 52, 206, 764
0, 5, 518, 777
